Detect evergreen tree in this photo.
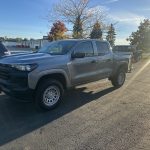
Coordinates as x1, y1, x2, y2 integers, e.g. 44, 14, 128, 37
127, 19, 150, 51
106, 24, 116, 47
90, 21, 102, 39
72, 16, 83, 39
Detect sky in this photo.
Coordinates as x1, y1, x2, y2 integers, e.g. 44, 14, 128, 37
0, 0, 149, 45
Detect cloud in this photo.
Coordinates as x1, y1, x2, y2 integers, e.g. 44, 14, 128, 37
88, 5, 110, 13
137, 8, 150, 11
115, 38, 129, 45
103, 0, 119, 4
87, 5, 109, 22
106, 12, 146, 45
108, 12, 145, 26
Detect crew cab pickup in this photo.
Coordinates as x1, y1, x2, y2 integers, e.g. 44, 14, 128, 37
0, 39, 129, 110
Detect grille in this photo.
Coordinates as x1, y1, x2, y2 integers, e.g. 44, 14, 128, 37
0, 64, 11, 80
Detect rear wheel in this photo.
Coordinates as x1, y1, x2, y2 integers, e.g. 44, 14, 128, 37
111, 68, 126, 88
35, 79, 64, 110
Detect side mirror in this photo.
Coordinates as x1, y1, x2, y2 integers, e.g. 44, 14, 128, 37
71, 52, 85, 59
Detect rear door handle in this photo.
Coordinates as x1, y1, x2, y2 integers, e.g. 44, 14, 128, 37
106, 59, 111, 62
91, 60, 98, 63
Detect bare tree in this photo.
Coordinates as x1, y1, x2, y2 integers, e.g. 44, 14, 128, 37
83, 5, 108, 37
47, 0, 107, 38
54, 0, 90, 23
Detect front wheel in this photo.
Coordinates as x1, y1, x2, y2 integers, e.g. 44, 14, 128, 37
35, 79, 64, 111
111, 68, 126, 88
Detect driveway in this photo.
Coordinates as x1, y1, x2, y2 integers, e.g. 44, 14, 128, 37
0, 59, 150, 150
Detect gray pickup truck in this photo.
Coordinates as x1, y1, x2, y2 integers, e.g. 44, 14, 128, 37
0, 39, 129, 110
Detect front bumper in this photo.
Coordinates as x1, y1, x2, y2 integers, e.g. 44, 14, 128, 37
0, 66, 34, 100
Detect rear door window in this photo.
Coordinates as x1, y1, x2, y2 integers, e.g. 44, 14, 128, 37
96, 41, 109, 56
75, 41, 94, 57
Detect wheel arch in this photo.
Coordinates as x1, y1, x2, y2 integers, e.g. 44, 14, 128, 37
28, 69, 71, 90
111, 62, 128, 78
118, 62, 128, 73
36, 73, 68, 90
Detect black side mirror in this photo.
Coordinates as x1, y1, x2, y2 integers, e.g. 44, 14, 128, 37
71, 52, 85, 58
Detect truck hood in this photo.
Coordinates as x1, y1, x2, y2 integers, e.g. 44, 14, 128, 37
0, 52, 54, 64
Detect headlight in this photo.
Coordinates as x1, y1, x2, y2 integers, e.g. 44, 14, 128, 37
4, 51, 11, 55
11, 64, 38, 72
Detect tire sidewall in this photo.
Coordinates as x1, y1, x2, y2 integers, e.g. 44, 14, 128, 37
116, 68, 126, 87
111, 68, 126, 88
35, 79, 64, 110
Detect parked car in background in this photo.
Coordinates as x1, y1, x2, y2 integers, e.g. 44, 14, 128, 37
113, 45, 133, 72
133, 49, 142, 62
0, 41, 11, 57
0, 39, 129, 110
113, 45, 142, 62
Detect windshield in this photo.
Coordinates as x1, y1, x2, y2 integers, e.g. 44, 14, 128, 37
38, 41, 77, 55
0, 42, 7, 54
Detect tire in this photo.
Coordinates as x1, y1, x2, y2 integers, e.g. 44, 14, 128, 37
35, 79, 64, 111
111, 68, 126, 88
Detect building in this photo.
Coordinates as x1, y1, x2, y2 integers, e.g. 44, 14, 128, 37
3, 39, 49, 49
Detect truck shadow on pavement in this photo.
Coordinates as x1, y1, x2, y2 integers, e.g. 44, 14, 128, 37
0, 86, 116, 146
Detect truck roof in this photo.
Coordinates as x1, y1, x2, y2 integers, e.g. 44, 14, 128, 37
57, 39, 108, 43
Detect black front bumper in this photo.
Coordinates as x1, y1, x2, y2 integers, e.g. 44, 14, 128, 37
0, 65, 34, 100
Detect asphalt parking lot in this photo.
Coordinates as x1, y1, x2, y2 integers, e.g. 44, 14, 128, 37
0, 59, 150, 150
